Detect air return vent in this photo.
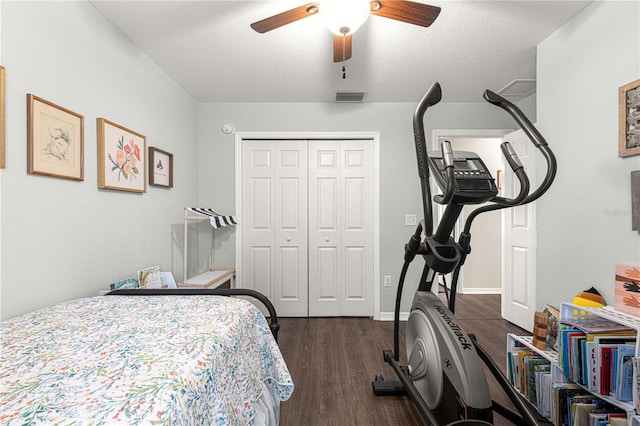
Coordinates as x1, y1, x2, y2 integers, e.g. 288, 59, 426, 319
335, 91, 368, 103
496, 79, 536, 97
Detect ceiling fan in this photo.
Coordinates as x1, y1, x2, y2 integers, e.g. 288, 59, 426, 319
251, 0, 441, 63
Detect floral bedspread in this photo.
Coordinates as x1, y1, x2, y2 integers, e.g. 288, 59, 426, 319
0, 295, 294, 425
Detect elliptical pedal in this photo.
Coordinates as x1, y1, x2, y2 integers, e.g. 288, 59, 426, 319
372, 375, 406, 396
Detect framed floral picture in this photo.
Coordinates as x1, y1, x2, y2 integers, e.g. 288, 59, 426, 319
148, 146, 173, 187
97, 118, 146, 192
27, 94, 84, 180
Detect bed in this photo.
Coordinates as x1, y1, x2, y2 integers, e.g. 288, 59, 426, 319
0, 289, 294, 425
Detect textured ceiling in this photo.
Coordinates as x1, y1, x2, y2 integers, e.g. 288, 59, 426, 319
91, 0, 592, 103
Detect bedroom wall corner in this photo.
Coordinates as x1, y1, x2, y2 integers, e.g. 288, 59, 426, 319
536, 0, 640, 310
0, 1, 199, 320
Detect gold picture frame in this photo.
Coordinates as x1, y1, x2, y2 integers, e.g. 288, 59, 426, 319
1, 66, 5, 169
148, 146, 173, 188
619, 79, 640, 157
27, 94, 84, 180
97, 118, 146, 193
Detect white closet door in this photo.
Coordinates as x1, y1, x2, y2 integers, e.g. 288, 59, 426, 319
242, 140, 308, 317
308, 140, 373, 316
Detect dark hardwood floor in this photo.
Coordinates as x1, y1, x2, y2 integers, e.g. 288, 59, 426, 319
277, 293, 529, 426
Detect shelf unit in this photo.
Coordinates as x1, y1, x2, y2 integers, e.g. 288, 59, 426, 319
180, 208, 236, 289
507, 302, 640, 424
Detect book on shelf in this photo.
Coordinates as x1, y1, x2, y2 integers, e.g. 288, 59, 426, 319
526, 356, 551, 404
537, 370, 552, 419
611, 344, 634, 401
553, 383, 586, 426
553, 385, 626, 426
558, 318, 636, 401
591, 335, 636, 397
544, 304, 560, 351
633, 357, 640, 414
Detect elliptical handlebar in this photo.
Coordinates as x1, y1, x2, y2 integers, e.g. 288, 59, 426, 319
483, 89, 557, 205
413, 82, 443, 237
489, 142, 529, 207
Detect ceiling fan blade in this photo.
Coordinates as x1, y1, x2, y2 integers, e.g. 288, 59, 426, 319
372, 1, 441, 27
333, 34, 353, 62
251, 2, 319, 33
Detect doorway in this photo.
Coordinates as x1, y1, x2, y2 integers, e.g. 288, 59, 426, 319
431, 128, 538, 332
431, 129, 510, 295
234, 132, 380, 318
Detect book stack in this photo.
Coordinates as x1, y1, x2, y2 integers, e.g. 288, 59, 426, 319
551, 383, 628, 426
558, 315, 637, 400
507, 340, 552, 419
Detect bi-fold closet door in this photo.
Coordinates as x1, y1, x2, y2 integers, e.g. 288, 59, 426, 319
241, 139, 373, 317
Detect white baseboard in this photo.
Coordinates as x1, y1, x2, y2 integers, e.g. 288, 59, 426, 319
458, 287, 502, 295
378, 312, 409, 321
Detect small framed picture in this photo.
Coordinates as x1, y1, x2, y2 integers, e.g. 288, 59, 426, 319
27, 94, 84, 180
97, 118, 146, 192
149, 146, 173, 188
0, 65, 5, 169
619, 79, 640, 157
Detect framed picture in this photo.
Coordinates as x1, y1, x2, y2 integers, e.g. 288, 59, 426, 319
27, 94, 84, 180
97, 118, 146, 192
1, 65, 5, 169
619, 79, 640, 157
148, 146, 173, 187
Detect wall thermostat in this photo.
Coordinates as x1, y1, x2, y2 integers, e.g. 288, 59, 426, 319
222, 123, 235, 134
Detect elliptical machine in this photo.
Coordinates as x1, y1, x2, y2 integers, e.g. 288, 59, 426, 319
372, 82, 557, 425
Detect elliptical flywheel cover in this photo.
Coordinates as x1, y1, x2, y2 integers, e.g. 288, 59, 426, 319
406, 309, 443, 409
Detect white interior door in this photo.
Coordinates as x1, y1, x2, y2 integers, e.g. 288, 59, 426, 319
502, 129, 537, 332
241, 140, 308, 317
308, 140, 374, 317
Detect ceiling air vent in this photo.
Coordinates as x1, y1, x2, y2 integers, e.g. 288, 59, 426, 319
496, 79, 536, 97
335, 91, 368, 103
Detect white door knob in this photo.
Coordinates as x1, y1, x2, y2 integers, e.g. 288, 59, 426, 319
325, 237, 330, 242
286, 237, 291, 242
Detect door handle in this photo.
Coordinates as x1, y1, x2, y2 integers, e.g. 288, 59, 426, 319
325, 237, 330, 242
286, 237, 291, 242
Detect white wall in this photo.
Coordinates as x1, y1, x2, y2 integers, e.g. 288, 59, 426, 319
198, 102, 523, 313
0, 1, 199, 320
536, 0, 640, 308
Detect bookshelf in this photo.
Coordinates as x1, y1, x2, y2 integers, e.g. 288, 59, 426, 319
507, 302, 640, 425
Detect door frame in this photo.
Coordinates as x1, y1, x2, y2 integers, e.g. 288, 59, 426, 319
234, 132, 381, 319
431, 129, 512, 294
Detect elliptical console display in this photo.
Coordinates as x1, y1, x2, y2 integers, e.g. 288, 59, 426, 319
428, 150, 497, 204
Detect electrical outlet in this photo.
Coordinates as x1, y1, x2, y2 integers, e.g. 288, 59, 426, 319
405, 214, 417, 226
383, 275, 392, 287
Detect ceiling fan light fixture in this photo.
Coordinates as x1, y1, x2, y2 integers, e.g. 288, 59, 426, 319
319, 0, 371, 35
